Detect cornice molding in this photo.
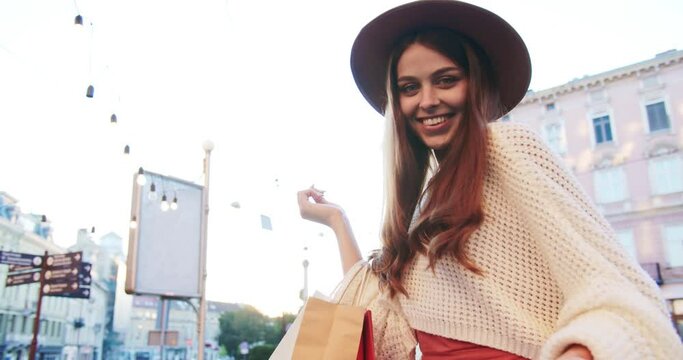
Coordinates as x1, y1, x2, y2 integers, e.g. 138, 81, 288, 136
521, 50, 683, 105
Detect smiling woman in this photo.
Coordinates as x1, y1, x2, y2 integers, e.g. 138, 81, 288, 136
295, 1, 683, 359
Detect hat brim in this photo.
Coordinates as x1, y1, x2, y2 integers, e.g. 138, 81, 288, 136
350, 0, 531, 115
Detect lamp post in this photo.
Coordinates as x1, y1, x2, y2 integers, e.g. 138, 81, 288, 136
197, 141, 213, 360
302, 256, 309, 302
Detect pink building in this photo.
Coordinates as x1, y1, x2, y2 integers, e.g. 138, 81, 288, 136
507, 49, 683, 335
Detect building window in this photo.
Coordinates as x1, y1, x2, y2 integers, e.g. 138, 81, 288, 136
593, 166, 628, 203
616, 229, 637, 260
646, 101, 670, 132
593, 115, 613, 144
649, 155, 683, 195
543, 122, 566, 155
664, 224, 683, 267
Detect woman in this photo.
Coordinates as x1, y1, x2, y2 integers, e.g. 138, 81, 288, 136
297, 1, 683, 359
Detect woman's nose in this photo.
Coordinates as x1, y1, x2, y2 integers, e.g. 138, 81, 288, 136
419, 86, 439, 109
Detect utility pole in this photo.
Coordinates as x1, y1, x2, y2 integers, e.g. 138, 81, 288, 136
197, 141, 213, 360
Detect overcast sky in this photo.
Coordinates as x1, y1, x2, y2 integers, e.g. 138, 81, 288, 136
1, 0, 682, 316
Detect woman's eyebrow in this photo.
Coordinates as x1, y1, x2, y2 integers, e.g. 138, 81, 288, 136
397, 66, 463, 82
397, 75, 417, 83
432, 66, 463, 76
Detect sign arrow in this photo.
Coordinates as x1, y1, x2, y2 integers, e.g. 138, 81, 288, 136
0, 251, 43, 267
44, 267, 80, 283
45, 252, 82, 270
45, 286, 91, 299
5, 271, 41, 287
43, 281, 80, 295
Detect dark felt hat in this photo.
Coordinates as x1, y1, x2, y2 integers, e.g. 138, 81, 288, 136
350, 0, 531, 115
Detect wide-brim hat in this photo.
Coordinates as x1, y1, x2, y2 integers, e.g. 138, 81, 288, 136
350, 0, 531, 115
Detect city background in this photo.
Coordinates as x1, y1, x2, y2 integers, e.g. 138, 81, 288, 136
1, 0, 683, 359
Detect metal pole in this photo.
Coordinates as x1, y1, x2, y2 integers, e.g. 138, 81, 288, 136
159, 298, 168, 360
77, 301, 83, 360
197, 141, 213, 360
29, 251, 48, 360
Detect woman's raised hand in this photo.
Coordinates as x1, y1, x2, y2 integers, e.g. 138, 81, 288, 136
297, 186, 345, 228
297, 185, 362, 273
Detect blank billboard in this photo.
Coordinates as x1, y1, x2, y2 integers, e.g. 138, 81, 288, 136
125, 170, 203, 298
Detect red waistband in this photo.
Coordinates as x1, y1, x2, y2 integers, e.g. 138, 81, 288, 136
416, 330, 529, 360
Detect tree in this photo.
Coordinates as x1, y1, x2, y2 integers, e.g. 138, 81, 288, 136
217, 306, 297, 357
217, 306, 269, 356
249, 345, 275, 360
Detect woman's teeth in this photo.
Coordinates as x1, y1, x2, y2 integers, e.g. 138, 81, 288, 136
422, 116, 447, 126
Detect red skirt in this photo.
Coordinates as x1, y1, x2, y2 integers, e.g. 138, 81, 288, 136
416, 331, 529, 360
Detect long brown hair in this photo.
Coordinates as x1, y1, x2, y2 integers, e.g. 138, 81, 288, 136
372, 28, 505, 297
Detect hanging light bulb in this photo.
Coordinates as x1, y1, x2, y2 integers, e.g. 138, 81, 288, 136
170, 196, 178, 210
91, 226, 95, 234
136, 167, 147, 186
160, 194, 170, 212
110, 114, 117, 124
75, 15, 83, 25
124, 145, 130, 154
86, 85, 94, 98
129, 216, 138, 229
41, 215, 47, 222
148, 182, 158, 201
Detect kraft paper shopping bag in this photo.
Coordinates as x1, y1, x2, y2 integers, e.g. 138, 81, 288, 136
292, 296, 366, 359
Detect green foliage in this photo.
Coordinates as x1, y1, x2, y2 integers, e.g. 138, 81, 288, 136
248, 344, 275, 360
217, 306, 297, 357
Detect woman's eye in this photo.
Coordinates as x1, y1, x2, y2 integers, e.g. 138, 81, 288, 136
399, 84, 418, 95
437, 76, 458, 86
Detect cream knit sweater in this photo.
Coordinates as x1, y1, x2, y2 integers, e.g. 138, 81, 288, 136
332, 123, 683, 360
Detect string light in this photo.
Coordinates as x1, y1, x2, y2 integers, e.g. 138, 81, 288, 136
129, 216, 137, 229
160, 194, 170, 212
74, 15, 83, 25
124, 145, 130, 154
170, 196, 178, 211
148, 182, 158, 201
136, 167, 146, 186
110, 114, 117, 123
86, 85, 94, 98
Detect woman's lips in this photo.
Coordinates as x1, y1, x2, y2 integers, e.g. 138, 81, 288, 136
417, 114, 452, 134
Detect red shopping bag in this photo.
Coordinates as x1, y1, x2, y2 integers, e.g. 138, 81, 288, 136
356, 310, 374, 360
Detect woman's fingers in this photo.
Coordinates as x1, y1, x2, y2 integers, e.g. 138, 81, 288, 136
298, 187, 327, 205
297, 187, 341, 226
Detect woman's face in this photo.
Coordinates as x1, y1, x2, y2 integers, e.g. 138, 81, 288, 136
396, 43, 469, 153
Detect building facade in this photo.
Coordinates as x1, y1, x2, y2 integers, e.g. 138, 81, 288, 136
119, 296, 239, 360
1, 192, 115, 360
507, 49, 683, 336
1, 192, 70, 360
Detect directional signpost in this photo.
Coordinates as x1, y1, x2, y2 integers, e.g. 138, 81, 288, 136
6, 271, 41, 286
46, 262, 92, 299
0, 250, 91, 360
3, 251, 43, 288
0, 251, 43, 267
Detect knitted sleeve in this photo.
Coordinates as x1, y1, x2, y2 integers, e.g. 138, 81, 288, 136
332, 260, 417, 359
493, 123, 683, 360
